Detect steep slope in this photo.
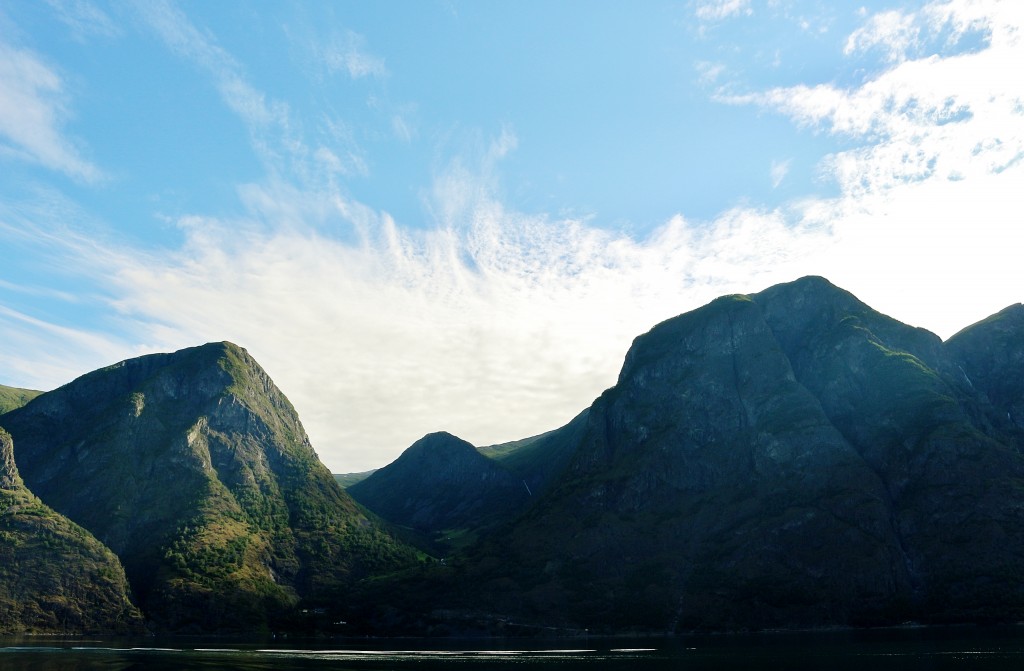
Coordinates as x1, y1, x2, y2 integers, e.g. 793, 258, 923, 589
351, 411, 589, 548
1, 342, 415, 632
752, 278, 1024, 623
946, 303, 1024, 436
0, 385, 42, 414
425, 277, 1024, 632
480, 409, 591, 497
349, 432, 528, 533
0, 428, 143, 634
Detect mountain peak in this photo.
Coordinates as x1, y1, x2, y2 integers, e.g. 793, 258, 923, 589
1, 342, 415, 631
349, 431, 529, 533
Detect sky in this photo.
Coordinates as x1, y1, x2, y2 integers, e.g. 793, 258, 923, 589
0, 0, 1021, 473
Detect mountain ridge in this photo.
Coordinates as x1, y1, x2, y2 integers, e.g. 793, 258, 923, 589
355, 276, 1024, 633
1, 277, 1022, 635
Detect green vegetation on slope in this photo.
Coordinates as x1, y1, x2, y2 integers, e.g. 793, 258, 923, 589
0, 428, 144, 634
1, 342, 418, 633
0, 385, 42, 415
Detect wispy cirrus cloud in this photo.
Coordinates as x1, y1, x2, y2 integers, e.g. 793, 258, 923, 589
95, 175, 823, 472
0, 39, 102, 181
0, 126, 828, 472
134, 0, 369, 186
44, 0, 121, 43
770, 159, 791, 188
320, 30, 388, 80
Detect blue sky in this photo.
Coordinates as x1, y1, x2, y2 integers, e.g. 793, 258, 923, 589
1, 0, 1021, 471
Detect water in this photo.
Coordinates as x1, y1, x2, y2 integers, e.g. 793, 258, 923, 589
3, 627, 1024, 670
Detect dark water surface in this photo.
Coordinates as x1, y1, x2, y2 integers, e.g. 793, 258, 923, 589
4, 627, 1024, 670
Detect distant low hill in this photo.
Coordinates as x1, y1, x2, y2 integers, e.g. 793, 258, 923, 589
334, 470, 376, 488
0, 385, 42, 414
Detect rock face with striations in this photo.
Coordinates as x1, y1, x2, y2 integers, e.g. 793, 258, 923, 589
1, 342, 415, 632
427, 277, 1024, 632
0, 428, 144, 634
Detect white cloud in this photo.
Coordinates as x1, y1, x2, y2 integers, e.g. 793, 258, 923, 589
0, 304, 132, 390
3, 0, 1022, 476
845, 0, 1003, 63
0, 40, 102, 181
719, 0, 1024, 336
722, 1, 1023, 198
696, 0, 753, 21
1, 149, 829, 472
101, 195, 821, 473
844, 9, 920, 62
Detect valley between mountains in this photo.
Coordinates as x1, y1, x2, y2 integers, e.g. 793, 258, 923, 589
1, 276, 1022, 635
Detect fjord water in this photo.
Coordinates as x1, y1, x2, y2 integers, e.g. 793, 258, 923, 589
4, 628, 1024, 670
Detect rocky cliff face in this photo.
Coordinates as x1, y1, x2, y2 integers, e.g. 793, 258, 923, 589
1, 342, 415, 632
0, 428, 144, 634
422, 277, 1024, 632
349, 432, 528, 533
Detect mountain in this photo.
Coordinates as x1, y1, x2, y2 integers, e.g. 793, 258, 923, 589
348, 410, 591, 554
0, 428, 144, 634
0, 342, 416, 632
0, 385, 42, 414
2, 278, 1021, 635
349, 432, 529, 535
334, 470, 375, 489
361, 277, 1024, 633
946, 303, 1024, 436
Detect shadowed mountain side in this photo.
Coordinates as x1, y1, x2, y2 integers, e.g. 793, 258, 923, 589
0, 428, 144, 634
471, 289, 910, 631
2, 277, 1021, 636
479, 409, 591, 497
365, 277, 1024, 634
946, 303, 1024, 437
349, 432, 529, 533
1, 342, 417, 632
752, 279, 1024, 622
349, 410, 592, 549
